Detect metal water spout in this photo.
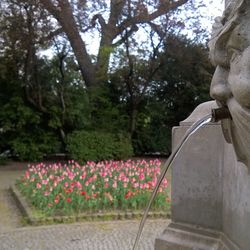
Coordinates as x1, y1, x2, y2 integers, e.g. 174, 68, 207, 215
211, 107, 232, 122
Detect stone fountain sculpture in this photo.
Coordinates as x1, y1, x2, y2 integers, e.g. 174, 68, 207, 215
155, 0, 250, 249
209, 0, 250, 168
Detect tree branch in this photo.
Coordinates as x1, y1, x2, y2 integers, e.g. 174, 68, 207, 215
39, 27, 64, 44
91, 14, 107, 30
148, 22, 165, 39
108, 0, 126, 27
40, 0, 60, 17
41, 0, 96, 87
117, 0, 188, 36
112, 25, 139, 48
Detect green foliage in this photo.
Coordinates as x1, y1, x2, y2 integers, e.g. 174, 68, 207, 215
0, 156, 8, 166
11, 132, 61, 161
0, 51, 90, 161
129, 36, 214, 155
89, 85, 128, 133
0, 97, 61, 161
0, 20, 214, 160
66, 131, 133, 162
0, 97, 40, 132
46, 56, 91, 132
132, 109, 171, 155
151, 35, 214, 127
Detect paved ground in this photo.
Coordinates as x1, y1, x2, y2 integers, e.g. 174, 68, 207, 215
0, 162, 170, 250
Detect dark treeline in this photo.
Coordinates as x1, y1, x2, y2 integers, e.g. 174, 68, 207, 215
0, 0, 214, 162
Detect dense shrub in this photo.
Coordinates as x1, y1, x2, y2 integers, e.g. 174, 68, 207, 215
11, 132, 61, 161
0, 97, 62, 161
66, 131, 133, 162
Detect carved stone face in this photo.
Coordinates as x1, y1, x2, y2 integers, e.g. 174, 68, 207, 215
209, 2, 250, 168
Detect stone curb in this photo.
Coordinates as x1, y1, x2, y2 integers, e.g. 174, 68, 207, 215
10, 185, 34, 224
10, 185, 171, 226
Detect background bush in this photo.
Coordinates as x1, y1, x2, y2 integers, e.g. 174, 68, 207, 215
66, 131, 133, 162
11, 132, 61, 161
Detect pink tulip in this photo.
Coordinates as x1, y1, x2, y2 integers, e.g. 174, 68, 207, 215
139, 173, 145, 181
42, 179, 48, 185
25, 171, 30, 179
112, 181, 117, 188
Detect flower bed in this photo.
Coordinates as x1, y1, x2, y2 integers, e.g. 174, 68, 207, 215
16, 159, 170, 216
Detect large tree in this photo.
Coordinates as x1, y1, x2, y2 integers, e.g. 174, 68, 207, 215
0, 0, 216, 160
31, 0, 200, 87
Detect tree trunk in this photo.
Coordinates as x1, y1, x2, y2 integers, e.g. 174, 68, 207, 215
129, 102, 138, 138
40, 0, 96, 87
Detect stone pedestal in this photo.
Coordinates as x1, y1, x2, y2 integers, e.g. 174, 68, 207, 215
155, 101, 250, 250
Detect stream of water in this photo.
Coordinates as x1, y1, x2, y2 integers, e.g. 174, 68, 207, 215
132, 114, 212, 250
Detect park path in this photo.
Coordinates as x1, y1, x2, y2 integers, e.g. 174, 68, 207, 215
0, 164, 25, 234
0, 162, 170, 250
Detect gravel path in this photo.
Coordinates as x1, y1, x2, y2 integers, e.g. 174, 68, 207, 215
0, 219, 169, 250
0, 169, 24, 233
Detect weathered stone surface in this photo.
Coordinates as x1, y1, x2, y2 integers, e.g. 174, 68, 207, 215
155, 129, 250, 249
222, 143, 250, 250
155, 106, 250, 249
155, 222, 239, 250
155, 102, 244, 249
180, 101, 218, 126
209, 0, 250, 168
171, 121, 223, 230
